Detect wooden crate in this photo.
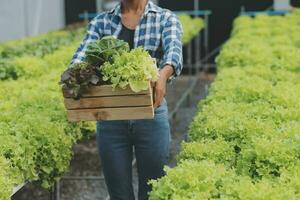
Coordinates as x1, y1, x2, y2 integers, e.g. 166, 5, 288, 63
63, 83, 154, 122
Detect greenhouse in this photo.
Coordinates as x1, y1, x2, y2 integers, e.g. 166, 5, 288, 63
0, 0, 300, 200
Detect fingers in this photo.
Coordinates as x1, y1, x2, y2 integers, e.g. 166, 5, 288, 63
153, 84, 165, 109
153, 94, 161, 108
151, 81, 156, 88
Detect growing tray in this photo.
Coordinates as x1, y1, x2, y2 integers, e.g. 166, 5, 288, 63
63, 82, 154, 121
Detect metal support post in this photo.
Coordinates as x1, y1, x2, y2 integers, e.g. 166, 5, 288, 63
187, 42, 192, 77
83, 10, 89, 23
195, 32, 201, 74
50, 182, 60, 200
194, 0, 199, 11
186, 93, 191, 107
204, 14, 209, 65
50, 183, 56, 200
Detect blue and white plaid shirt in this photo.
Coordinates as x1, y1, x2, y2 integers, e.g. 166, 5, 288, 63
71, 1, 183, 79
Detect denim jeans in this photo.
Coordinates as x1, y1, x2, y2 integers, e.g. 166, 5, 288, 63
96, 98, 171, 200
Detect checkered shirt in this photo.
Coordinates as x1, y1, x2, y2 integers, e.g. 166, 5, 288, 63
71, 1, 183, 79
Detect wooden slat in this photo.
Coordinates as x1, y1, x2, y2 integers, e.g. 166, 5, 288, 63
67, 106, 154, 121
150, 85, 154, 105
63, 84, 150, 98
64, 94, 152, 110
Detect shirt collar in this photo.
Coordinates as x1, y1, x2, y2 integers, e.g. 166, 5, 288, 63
108, 1, 159, 17
145, 1, 160, 14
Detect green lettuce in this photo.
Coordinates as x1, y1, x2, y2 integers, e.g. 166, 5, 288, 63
85, 36, 129, 65
101, 48, 159, 92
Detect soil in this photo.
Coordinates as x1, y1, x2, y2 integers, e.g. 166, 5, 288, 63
13, 73, 214, 200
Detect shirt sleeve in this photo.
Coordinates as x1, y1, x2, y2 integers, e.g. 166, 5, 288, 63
161, 13, 183, 80
70, 17, 102, 65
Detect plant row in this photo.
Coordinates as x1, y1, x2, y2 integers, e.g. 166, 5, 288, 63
0, 28, 84, 81
178, 15, 205, 45
0, 29, 97, 199
149, 9, 300, 200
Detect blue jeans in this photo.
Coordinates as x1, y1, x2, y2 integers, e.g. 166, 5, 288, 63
96, 98, 171, 200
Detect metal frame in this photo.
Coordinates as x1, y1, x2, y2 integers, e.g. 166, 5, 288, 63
173, 10, 211, 72
11, 183, 26, 198
240, 10, 291, 16
96, 0, 103, 12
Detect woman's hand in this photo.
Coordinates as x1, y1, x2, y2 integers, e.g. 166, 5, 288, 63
153, 65, 174, 108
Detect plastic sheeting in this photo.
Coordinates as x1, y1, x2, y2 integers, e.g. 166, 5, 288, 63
0, 0, 65, 43
274, 0, 291, 10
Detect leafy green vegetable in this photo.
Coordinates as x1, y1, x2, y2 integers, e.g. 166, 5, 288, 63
0, 31, 95, 198
102, 48, 159, 92
60, 36, 130, 99
0, 59, 18, 80
61, 37, 158, 98
178, 15, 205, 45
0, 28, 84, 81
0, 29, 83, 59
149, 9, 300, 199
150, 160, 300, 200
85, 36, 129, 65
60, 62, 105, 99
0, 156, 23, 200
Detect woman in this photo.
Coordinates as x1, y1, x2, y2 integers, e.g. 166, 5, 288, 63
71, 0, 183, 199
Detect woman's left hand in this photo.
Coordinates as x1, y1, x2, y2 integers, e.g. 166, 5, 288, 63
153, 65, 174, 108
153, 75, 167, 108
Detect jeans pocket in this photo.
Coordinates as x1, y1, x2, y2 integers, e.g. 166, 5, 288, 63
154, 98, 168, 116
